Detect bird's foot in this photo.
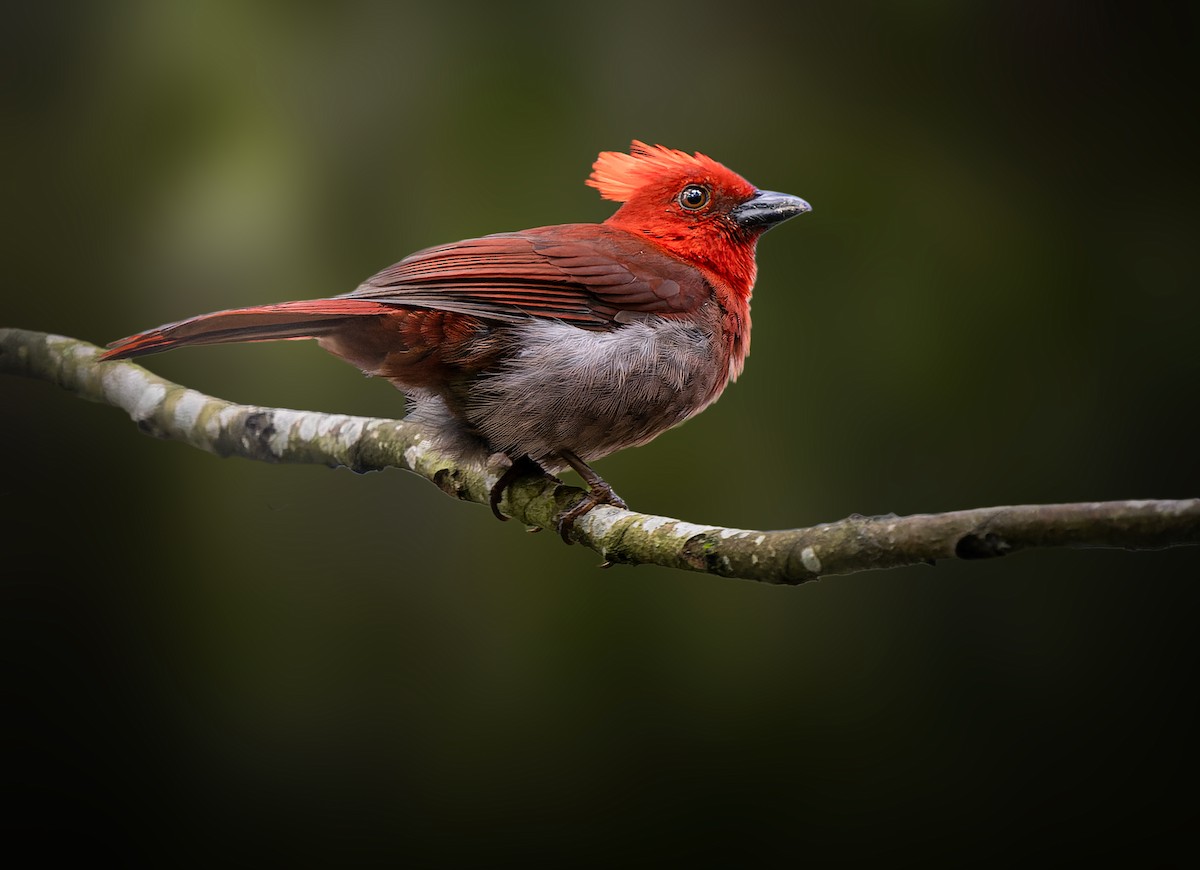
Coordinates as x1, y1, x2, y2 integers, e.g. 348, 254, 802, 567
555, 482, 628, 544
489, 455, 556, 521
555, 450, 629, 544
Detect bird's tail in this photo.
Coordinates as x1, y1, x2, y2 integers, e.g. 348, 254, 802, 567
100, 299, 397, 361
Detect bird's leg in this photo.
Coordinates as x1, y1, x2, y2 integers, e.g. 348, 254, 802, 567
489, 454, 556, 521
556, 450, 629, 543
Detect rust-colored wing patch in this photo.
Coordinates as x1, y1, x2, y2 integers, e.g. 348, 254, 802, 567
343, 226, 712, 328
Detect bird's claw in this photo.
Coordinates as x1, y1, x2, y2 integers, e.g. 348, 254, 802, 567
493, 449, 628, 543
489, 455, 556, 521
555, 483, 628, 544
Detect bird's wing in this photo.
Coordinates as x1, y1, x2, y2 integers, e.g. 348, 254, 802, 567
342, 226, 713, 328
100, 226, 715, 363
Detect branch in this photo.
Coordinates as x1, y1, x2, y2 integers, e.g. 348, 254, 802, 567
4, 327, 1198, 585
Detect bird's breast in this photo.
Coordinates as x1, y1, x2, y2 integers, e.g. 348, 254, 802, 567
463, 310, 733, 464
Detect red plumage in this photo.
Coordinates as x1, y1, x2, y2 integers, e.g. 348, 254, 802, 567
102, 141, 810, 532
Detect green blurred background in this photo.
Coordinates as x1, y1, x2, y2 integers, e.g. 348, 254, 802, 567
3, 1, 1198, 860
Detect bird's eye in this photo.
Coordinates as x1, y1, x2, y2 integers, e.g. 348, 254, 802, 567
678, 184, 711, 211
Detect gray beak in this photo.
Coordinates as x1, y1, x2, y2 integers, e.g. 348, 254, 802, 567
731, 190, 812, 231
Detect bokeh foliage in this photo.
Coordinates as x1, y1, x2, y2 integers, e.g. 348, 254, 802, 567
3, 2, 1197, 860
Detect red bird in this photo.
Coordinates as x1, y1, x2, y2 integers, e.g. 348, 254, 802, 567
103, 141, 810, 534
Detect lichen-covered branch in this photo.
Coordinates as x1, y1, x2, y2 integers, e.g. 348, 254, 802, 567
4, 327, 1198, 585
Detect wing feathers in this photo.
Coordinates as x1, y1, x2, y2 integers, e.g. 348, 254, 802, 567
105, 226, 714, 361
346, 226, 710, 326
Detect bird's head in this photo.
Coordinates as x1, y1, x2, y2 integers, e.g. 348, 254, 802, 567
588, 141, 810, 297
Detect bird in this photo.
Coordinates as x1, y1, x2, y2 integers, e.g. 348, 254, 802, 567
102, 141, 811, 537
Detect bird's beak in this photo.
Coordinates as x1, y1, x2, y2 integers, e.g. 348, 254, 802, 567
731, 190, 812, 231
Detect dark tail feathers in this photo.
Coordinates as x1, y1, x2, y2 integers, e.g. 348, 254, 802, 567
101, 299, 396, 360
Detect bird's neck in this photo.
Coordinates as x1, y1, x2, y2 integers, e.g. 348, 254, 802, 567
604, 217, 759, 308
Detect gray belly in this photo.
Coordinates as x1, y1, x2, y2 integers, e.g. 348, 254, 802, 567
462, 317, 729, 464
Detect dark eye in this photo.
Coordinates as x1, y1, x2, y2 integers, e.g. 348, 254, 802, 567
678, 184, 711, 211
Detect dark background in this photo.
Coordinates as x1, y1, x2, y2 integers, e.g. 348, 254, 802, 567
3, 2, 1198, 861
